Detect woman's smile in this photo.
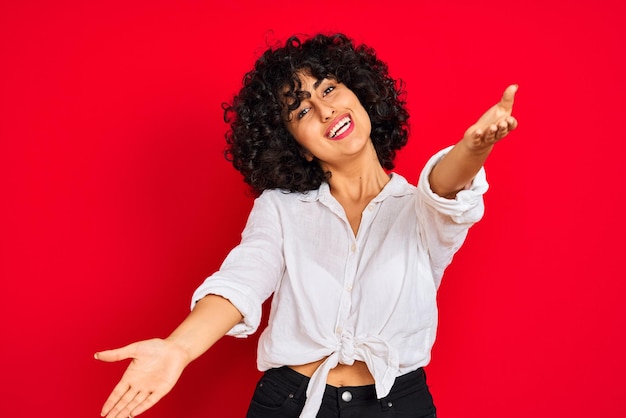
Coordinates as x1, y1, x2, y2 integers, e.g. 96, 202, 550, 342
326, 114, 354, 140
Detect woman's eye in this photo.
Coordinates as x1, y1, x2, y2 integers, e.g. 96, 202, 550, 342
323, 86, 335, 96
298, 108, 310, 119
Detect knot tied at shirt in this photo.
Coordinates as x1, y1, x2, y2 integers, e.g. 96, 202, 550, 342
337, 334, 356, 365
299, 334, 400, 418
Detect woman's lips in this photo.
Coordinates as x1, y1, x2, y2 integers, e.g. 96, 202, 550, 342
326, 114, 354, 140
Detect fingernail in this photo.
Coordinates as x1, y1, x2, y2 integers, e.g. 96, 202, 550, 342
94, 353, 99, 360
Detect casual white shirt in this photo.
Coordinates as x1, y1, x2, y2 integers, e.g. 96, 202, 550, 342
191, 146, 488, 417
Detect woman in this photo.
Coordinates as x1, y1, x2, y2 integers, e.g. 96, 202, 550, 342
96, 33, 518, 418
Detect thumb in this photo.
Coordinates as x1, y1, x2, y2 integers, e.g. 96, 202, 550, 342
500, 84, 518, 111
94, 343, 136, 363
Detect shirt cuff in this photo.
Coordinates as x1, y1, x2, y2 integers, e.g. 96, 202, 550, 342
418, 145, 489, 224
190, 280, 261, 338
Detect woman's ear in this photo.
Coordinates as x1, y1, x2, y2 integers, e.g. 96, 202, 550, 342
301, 149, 314, 162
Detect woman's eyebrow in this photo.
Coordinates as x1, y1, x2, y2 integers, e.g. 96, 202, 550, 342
300, 78, 324, 94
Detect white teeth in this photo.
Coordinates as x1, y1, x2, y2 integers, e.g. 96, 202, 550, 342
329, 117, 351, 138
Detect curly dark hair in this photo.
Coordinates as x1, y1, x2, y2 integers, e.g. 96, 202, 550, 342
223, 33, 410, 195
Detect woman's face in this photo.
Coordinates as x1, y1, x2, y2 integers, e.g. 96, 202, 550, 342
284, 73, 372, 170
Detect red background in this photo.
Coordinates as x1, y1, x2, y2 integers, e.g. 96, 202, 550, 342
2, 1, 625, 417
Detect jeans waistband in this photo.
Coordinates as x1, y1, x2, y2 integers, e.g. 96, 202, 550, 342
265, 365, 425, 403
323, 367, 425, 405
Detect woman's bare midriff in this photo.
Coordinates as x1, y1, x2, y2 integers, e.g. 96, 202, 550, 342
289, 358, 375, 387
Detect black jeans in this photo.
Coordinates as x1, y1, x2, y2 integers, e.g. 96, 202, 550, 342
246, 366, 437, 418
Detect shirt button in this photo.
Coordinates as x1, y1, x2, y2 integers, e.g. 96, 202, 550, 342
346, 285, 352, 292
367, 204, 374, 211
335, 327, 342, 334
350, 244, 356, 252
341, 390, 353, 402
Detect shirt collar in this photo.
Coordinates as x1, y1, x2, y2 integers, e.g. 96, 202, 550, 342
296, 173, 414, 203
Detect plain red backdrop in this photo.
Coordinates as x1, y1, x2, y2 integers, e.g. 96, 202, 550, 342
1, 0, 625, 417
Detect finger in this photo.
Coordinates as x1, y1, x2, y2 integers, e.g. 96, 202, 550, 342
485, 124, 498, 142
117, 391, 151, 418
129, 392, 162, 417
499, 84, 518, 112
95, 344, 137, 363
506, 116, 518, 130
496, 120, 509, 138
101, 381, 131, 417
104, 386, 140, 418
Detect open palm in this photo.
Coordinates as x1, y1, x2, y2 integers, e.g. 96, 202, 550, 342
96, 338, 189, 418
464, 84, 519, 150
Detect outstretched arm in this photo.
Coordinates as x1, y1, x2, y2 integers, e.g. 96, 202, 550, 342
95, 295, 243, 418
429, 84, 519, 198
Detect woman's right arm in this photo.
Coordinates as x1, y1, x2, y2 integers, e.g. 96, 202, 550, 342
95, 294, 243, 418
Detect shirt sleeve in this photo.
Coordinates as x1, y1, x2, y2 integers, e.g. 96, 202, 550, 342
190, 191, 285, 337
416, 146, 489, 287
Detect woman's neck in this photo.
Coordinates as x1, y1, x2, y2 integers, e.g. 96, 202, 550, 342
326, 166, 389, 237
321, 141, 390, 203
326, 166, 390, 203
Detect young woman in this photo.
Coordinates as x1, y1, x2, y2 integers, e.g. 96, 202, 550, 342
96, 33, 518, 418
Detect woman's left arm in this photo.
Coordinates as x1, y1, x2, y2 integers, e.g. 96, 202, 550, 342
429, 84, 519, 199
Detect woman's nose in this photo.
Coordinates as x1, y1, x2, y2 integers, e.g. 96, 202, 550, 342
317, 101, 336, 121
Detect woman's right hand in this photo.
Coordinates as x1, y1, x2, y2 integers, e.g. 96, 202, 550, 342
95, 295, 245, 417
95, 338, 190, 418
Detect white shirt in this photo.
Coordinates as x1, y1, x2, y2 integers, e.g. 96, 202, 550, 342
191, 146, 488, 417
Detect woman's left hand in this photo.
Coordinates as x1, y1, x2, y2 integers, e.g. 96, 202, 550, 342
463, 84, 519, 151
